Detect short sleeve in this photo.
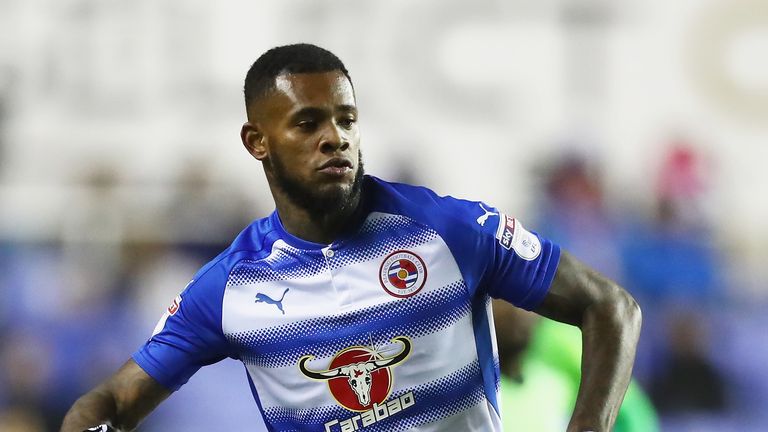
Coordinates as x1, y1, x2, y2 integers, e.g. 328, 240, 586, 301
132, 260, 232, 391
372, 179, 561, 311
431, 197, 561, 310
480, 209, 562, 310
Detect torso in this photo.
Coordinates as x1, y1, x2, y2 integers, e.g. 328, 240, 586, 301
223, 211, 501, 431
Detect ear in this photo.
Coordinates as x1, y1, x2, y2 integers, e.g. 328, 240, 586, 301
241, 122, 268, 160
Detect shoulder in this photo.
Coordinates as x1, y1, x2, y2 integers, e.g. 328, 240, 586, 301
364, 175, 489, 232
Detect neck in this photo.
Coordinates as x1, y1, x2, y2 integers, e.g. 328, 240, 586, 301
272, 186, 364, 245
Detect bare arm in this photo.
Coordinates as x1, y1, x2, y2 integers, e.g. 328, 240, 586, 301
60, 359, 171, 432
535, 250, 642, 432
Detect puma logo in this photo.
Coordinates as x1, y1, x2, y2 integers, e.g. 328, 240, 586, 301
476, 203, 498, 226
255, 288, 290, 315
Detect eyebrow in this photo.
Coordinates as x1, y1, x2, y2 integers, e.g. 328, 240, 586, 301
290, 105, 358, 119
337, 104, 357, 113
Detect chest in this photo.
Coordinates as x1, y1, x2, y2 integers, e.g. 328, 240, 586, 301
220, 216, 493, 426
221, 216, 474, 371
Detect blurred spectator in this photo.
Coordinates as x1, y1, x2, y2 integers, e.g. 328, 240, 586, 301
163, 159, 256, 260
0, 329, 58, 431
536, 153, 623, 281
621, 143, 722, 305
124, 241, 203, 330
530, 144, 733, 428
0, 406, 47, 432
649, 311, 727, 414
618, 143, 734, 430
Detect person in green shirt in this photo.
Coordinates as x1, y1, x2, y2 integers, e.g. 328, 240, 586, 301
494, 299, 659, 432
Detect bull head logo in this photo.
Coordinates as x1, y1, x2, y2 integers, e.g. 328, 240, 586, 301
298, 336, 411, 407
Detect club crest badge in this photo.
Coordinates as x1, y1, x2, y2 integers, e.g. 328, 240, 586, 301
378, 250, 427, 298
298, 337, 412, 412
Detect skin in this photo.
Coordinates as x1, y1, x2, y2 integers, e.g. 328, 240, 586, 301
241, 71, 362, 244
536, 251, 642, 432
59, 360, 169, 431
60, 70, 641, 432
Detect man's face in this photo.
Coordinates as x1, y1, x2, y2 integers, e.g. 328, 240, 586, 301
253, 71, 362, 215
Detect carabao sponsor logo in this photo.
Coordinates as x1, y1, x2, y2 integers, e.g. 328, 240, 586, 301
323, 391, 416, 431
298, 337, 411, 411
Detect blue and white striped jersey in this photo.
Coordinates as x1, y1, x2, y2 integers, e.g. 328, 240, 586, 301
133, 175, 561, 431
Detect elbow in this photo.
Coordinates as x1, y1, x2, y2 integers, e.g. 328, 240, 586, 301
623, 289, 642, 335
608, 285, 642, 338
585, 282, 642, 337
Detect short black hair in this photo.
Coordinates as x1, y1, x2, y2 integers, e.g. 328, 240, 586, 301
243, 43, 352, 108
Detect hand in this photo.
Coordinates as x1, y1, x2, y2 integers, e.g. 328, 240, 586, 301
84, 425, 116, 432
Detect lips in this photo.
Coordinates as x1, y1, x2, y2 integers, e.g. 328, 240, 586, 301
318, 157, 353, 170
318, 157, 353, 177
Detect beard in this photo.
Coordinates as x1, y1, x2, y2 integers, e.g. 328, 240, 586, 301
270, 149, 365, 219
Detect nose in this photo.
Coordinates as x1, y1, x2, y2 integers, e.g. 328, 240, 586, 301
318, 123, 349, 153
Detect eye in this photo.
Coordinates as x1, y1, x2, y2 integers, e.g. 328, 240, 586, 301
296, 120, 317, 132
337, 117, 357, 129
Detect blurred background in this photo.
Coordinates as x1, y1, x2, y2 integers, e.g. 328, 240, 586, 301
0, 0, 767, 430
